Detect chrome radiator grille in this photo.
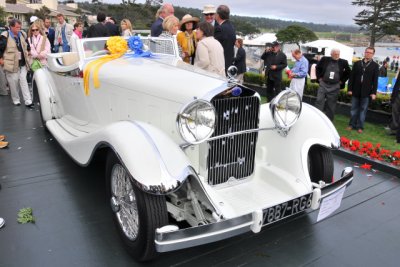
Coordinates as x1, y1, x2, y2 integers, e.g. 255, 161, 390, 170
207, 96, 260, 185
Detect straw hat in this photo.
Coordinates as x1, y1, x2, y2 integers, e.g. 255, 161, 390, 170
202, 4, 216, 14
180, 14, 199, 31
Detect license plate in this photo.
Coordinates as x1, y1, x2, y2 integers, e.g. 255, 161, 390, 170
262, 193, 313, 225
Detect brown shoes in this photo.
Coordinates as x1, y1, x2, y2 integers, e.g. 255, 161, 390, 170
0, 141, 8, 148
0, 135, 8, 148
346, 126, 352, 131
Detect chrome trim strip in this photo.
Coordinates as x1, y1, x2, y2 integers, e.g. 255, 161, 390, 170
180, 126, 276, 149
155, 213, 253, 252
321, 167, 354, 198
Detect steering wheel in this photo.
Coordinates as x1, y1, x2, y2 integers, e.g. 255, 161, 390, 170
90, 50, 109, 57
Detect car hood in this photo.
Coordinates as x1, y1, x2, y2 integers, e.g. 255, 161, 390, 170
92, 56, 228, 104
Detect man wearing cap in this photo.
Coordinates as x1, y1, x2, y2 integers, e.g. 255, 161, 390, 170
202, 5, 218, 27
214, 5, 236, 73
151, 3, 174, 37
29, 16, 38, 25
261, 41, 287, 101
177, 14, 199, 64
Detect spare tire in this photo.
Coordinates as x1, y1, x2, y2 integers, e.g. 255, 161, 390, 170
308, 145, 334, 184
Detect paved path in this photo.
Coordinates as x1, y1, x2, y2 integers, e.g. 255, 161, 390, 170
0, 96, 399, 267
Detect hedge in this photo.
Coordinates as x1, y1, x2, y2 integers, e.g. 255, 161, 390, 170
244, 72, 392, 113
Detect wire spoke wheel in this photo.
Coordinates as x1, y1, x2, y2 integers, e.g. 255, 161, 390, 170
111, 164, 139, 240
106, 152, 168, 261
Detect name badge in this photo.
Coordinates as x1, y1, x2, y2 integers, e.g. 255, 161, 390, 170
329, 72, 335, 79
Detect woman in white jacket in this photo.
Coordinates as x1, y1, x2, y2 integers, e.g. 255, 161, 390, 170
194, 22, 225, 76
70, 22, 83, 53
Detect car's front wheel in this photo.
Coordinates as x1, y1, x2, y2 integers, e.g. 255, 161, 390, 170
308, 145, 334, 184
106, 152, 168, 261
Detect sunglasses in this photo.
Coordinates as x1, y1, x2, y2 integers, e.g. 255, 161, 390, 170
31, 29, 39, 32
205, 13, 215, 16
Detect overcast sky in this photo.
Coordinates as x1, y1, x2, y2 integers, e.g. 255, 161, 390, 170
100, 0, 363, 25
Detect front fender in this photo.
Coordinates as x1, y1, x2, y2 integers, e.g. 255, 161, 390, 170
47, 120, 193, 194
256, 102, 340, 186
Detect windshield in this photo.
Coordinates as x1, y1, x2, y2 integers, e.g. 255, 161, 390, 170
80, 37, 178, 59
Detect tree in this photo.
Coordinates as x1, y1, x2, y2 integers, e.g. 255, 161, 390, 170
352, 0, 400, 47
0, 7, 6, 26
276, 25, 318, 48
27, 6, 51, 21
145, 0, 163, 6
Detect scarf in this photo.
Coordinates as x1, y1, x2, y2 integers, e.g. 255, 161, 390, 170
74, 30, 82, 39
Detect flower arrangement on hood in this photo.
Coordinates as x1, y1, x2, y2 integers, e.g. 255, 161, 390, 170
84, 36, 128, 95
340, 136, 400, 167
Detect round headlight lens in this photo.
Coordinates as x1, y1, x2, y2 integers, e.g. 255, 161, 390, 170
270, 89, 302, 129
177, 100, 216, 144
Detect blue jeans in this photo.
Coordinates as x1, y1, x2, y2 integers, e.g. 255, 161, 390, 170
54, 44, 70, 53
349, 97, 369, 130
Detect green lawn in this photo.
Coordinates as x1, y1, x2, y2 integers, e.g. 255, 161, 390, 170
260, 96, 399, 152
334, 114, 400, 152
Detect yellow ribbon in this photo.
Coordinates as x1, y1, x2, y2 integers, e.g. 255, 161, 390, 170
83, 37, 128, 96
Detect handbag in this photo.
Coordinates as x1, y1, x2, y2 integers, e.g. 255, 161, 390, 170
30, 35, 47, 72
30, 59, 42, 72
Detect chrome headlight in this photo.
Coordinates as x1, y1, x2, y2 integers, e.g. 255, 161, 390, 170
270, 89, 302, 130
177, 99, 216, 144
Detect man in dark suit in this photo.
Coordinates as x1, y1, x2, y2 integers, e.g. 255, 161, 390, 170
347, 47, 379, 133
233, 38, 246, 84
87, 12, 110, 38
105, 17, 119, 36
214, 5, 236, 74
44, 17, 55, 53
315, 49, 351, 121
261, 41, 287, 101
151, 3, 174, 37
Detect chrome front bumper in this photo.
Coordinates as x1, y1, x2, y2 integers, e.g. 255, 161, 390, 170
155, 167, 354, 253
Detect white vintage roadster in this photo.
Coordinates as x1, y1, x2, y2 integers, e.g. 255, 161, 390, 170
33, 36, 353, 261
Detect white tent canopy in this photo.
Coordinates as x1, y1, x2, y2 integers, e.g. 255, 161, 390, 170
301, 40, 354, 65
244, 33, 277, 46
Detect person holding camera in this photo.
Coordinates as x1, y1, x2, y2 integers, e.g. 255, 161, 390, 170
261, 41, 287, 101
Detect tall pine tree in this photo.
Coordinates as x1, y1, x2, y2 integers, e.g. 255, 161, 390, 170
352, 0, 400, 47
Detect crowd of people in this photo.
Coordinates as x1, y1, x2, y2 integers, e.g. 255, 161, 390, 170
0, 3, 248, 108
261, 42, 400, 141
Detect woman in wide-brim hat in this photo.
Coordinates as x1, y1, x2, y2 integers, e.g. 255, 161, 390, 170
177, 14, 199, 64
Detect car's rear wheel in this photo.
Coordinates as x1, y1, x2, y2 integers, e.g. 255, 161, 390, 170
106, 152, 168, 261
308, 145, 334, 184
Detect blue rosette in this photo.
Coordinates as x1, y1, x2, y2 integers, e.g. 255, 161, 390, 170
126, 36, 152, 58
